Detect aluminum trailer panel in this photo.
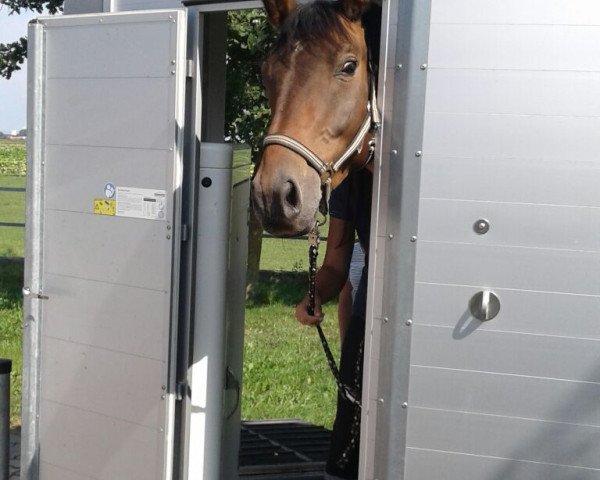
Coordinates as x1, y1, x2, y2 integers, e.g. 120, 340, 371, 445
22, 10, 187, 480
364, 1, 600, 479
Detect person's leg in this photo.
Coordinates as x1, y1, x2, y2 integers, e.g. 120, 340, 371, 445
337, 280, 353, 343
325, 314, 365, 479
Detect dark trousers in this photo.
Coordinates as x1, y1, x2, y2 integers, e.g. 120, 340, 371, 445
326, 314, 365, 479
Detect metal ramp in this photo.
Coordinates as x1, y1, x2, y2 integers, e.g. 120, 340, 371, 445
239, 421, 331, 479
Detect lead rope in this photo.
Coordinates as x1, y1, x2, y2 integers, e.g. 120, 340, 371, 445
308, 221, 364, 470
307, 222, 362, 408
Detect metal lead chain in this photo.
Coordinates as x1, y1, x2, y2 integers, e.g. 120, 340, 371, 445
308, 222, 362, 408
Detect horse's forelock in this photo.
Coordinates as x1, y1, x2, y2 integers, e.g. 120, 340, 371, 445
271, 1, 353, 59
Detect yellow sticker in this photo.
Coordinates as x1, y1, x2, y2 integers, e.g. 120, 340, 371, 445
94, 199, 116, 216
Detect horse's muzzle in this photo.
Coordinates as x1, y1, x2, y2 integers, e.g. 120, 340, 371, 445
251, 167, 319, 237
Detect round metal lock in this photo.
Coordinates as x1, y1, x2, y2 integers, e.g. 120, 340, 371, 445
473, 218, 490, 235
469, 290, 500, 321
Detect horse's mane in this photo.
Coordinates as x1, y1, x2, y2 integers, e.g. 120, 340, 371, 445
271, 1, 382, 66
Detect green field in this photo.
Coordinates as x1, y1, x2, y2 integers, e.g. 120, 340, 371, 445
0, 140, 340, 428
0, 260, 23, 426
244, 282, 339, 425
0, 176, 26, 258
0, 139, 27, 425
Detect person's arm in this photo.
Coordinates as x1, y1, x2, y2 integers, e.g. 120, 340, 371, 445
295, 216, 355, 326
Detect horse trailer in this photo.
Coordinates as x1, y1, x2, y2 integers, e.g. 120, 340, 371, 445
21, 0, 600, 479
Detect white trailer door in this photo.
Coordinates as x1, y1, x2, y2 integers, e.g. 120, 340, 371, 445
23, 10, 187, 480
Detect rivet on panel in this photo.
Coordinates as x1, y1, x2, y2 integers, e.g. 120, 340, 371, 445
405, 319, 413, 326
388, 234, 394, 240
378, 398, 385, 404
391, 149, 398, 155
166, 235, 171, 240
420, 63, 428, 70
161, 394, 166, 400
402, 402, 408, 409
410, 236, 417, 243
396, 64, 403, 70
171, 70, 176, 75
167, 225, 172, 231
382, 316, 389, 323
415, 151, 422, 157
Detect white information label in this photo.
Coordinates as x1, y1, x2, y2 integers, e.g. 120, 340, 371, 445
116, 187, 167, 220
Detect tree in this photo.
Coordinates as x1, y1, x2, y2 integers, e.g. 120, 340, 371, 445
226, 10, 275, 291
0, 0, 63, 79
225, 9, 274, 156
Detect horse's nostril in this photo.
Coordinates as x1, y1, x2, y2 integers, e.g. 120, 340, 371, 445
284, 180, 301, 214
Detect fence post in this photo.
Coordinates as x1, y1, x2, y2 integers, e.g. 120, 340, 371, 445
0, 359, 11, 480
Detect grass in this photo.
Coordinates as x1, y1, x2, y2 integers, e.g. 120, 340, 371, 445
0, 175, 26, 258
260, 220, 330, 272
260, 237, 316, 271
0, 139, 26, 176
0, 140, 26, 426
0, 260, 23, 427
0, 139, 340, 429
243, 272, 340, 427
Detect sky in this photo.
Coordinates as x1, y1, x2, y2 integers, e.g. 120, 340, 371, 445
0, 7, 37, 134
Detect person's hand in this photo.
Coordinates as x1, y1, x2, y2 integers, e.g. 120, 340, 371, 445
295, 294, 324, 326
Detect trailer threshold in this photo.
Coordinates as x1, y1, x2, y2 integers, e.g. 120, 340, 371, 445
239, 420, 331, 479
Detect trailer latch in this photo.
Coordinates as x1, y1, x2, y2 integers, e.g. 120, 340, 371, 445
22, 287, 49, 300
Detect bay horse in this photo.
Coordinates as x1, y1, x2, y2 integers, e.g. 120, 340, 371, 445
252, 0, 381, 236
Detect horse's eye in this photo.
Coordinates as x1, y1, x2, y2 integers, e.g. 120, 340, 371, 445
341, 60, 358, 76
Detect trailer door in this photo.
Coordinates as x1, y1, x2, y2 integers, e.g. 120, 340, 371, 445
22, 10, 187, 480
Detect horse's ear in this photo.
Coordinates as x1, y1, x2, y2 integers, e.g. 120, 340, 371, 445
263, 0, 297, 28
340, 0, 370, 20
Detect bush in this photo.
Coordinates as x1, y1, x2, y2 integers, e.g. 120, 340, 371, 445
0, 143, 26, 176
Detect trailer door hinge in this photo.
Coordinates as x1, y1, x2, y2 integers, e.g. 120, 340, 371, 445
186, 60, 194, 79
181, 224, 189, 242
176, 380, 189, 401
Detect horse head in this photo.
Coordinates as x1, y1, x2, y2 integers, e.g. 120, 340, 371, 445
252, 0, 378, 236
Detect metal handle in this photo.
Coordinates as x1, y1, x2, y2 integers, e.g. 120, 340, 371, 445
22, 287, 49, 300
469, 290, 500, 321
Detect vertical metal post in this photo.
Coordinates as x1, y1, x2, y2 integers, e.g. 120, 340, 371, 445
22, 20, 46, 480
0, 359, 12, 480
185, 143, 233, 480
